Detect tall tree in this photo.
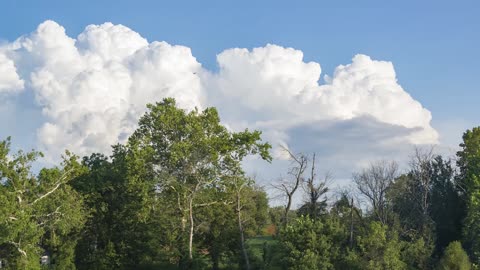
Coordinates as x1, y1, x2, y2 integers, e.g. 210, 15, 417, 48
127, 98, 271, 267
71, 145, 153, 270
429, 156, 464, 255
456, 127, 480, 263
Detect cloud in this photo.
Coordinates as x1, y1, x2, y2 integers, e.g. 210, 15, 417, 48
0, 21, 438, 175
0, 52, 24, 92
1, 21, 203, 161
207, 46, 437, 148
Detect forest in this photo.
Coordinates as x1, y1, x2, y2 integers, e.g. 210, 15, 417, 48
0, 97, 479, 270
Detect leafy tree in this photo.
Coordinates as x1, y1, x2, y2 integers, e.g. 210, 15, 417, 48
73, 145, 163, 270
127, 98, 271, 267
400, 236, 433, 270
429, 156, 464, 255
389, 155, 463, 260
279, 216, 346, 270
353, 221, 406, 270
457, 127, 480, 262
0, 138, 85, 269
438, 241, 471, 270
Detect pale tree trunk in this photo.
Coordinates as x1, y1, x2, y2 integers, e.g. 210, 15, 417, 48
188, 197, 194, 261
237, 191, 250, 270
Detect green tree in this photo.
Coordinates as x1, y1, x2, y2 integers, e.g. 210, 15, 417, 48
429, 156, 464, 255
127, 98, 271, 267
279, 216, 346, 270
457, 127, 480, 262
354, 222, 406, 270
73, 145, 163, 270
438, 241, 471, 270
0, 138, 85, 269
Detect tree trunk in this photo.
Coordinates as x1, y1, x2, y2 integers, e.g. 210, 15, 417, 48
349, 198, 354, 249
284, 194, 292, 227
188, 197, 194, 261
237, 192, 250, 270
211, 251, 220, 270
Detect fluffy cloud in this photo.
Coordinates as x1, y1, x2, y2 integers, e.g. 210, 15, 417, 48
206, 45, 437, 165
1, 21, 203, 160
0, 52, 24, 92
0, 21, 437, 176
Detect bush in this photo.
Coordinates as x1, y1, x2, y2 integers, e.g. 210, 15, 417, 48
438, 241, 471, 270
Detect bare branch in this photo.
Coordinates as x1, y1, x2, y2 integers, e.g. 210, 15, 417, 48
353, 160, 398, 225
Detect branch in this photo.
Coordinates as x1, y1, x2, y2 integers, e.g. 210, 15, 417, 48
194, 200, 233, 208
31, 169, 72, 205
8, 241, 27, 257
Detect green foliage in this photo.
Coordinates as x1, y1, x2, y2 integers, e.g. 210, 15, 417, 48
0, 138, 86, 269
401, 237, 433, 270
389, 155, 463, 260
2, 100, 480, 270
127, 98, 271, 267
429, 156, 464, 255
438, 241, 471, 270
279, 216, 346, 270
354, 222, 406, 270
457, 127, 480, 263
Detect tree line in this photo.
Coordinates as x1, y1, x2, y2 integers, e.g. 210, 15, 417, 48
0, 98, 479, 269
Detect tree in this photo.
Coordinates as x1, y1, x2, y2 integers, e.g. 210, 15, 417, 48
72, 146, 154, 270
297, 153, 329, 220
330, 191, 362, 250
456, 127, 480, 262
353, 160, 398, 225
429, 156, 464, 255
438, 241, 471, 270
232, 177, 252, 270
127, 98, 271, 267
273, 147, 307, 227
0, 138, 85, 269
353, 222, 406, 270
279, 216, 345, 270
408, 147, 435, 235
389, 154, 463, 258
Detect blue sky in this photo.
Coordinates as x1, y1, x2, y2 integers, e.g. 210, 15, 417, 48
0, 1, 479, 185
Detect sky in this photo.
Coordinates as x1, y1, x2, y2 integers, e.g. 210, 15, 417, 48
0, 1, 479, 201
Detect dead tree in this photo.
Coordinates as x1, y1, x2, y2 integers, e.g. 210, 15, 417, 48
410, 147, 434, 223
273, 146, 308, 227
408, 146, 435, 233
353, 160, 398, 225
298, 153, 330, 220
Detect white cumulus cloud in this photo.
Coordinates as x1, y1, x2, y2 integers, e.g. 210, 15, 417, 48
1, 21, 203, 160
0, 21, 437, 174
0, 52, 24, 92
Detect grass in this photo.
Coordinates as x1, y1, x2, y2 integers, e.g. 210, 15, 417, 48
246, 235, 284, 270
